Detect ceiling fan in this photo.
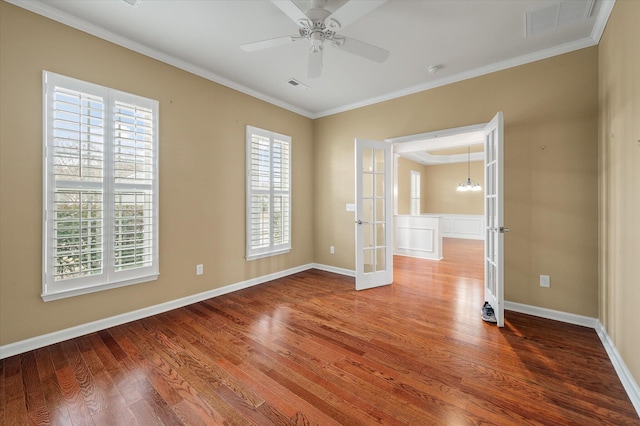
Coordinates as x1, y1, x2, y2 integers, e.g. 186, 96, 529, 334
240, 0, 390, 78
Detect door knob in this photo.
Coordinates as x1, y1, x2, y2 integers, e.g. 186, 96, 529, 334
500, 226, 510, 233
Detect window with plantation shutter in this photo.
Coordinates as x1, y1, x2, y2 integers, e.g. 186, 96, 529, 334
42, 71, 159, 301
410, 170, 421, 215
246, 126, 291, 260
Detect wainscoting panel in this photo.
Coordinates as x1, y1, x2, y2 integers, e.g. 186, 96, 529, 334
441, 214, 484, 240
394, 215, 443, 260
397, 226, 434, 252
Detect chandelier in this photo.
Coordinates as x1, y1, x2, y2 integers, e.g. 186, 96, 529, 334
457, 147, 482, 192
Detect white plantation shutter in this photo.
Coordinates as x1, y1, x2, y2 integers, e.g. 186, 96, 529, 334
50, 85, 105, 283
113, 100, 155, 272
410, 170, 421, 215
246, 126, 291, 260
43, 71, 158, 301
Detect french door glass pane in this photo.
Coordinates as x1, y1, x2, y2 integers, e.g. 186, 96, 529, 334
362, 173, 373, 198
362, 147, 373, 172
376, 248, 386, 272
364, 248, 374, 273
374, 148, 385, 172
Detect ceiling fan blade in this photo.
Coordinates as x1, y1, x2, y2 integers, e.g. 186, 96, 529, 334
333, 36, 389, 63
271, 0, 309, 26
240, 35, 298, 52
308, 48, 323, 78
327, 0, 387, 29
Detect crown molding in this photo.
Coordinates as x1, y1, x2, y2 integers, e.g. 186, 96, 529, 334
6, 0, 615, 121
4, 0, 315, 119
312, 36, 599, 118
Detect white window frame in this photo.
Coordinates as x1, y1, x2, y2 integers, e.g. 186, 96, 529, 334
246, 126, 291, 261
410, 170, 421, 215
42, 71, 159, 301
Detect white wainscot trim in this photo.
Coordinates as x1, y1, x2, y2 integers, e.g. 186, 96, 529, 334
0, 263, 315, 359
506, 301, 640, 417
441, 214, 484, 240
394, 215, 443, 260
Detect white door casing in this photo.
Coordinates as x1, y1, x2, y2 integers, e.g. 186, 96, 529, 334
484, 112, 506, 327
355, 138, 393, 290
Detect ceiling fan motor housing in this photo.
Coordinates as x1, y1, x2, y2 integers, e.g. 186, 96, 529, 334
241, 0, 390, 78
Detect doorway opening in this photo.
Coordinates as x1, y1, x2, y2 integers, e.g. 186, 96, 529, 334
354, 113, 504, 325
384, 113, 505, 326
389, 123, 486, 262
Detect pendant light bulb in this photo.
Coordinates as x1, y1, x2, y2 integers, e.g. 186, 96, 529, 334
456, 147, 482, 193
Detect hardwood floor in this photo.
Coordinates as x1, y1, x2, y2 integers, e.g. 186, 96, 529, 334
2, 238, 638, 425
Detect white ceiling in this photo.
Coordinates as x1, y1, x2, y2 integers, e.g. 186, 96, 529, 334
393, 128, 486, 165
9, 0, 613, 118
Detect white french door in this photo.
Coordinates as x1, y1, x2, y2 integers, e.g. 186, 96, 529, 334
355, 138, 393, 290
484, 112, 507, 327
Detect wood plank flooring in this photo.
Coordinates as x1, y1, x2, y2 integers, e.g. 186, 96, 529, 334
2, 238, 638, 425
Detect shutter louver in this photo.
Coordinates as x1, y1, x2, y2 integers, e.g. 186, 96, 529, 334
250, 194, 270, 249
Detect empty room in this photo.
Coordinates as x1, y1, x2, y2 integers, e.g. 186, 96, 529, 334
1, 0, 638, 424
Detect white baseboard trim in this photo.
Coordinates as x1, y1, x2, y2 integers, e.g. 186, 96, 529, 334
311, 263, 356, 277
505, 301, 599, 328
506, 300, 640, 418
595, 322, 640, 415
0, 263, 314, 360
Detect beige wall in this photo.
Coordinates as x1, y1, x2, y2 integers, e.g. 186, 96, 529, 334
0, 2, 314, 345
598, 0, 640, 387
423, 161, 484, 215
315, 47, 599, 317
397, 157, 484, 215
396, 156, 424, 215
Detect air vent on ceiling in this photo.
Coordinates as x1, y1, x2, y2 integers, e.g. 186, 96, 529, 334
122, 0, 141, 7
525, 0, 594, 37
286, 78, 309, 90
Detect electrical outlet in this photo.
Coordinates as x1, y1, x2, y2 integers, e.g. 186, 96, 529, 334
330, 246, 335, 254
540, 274, 550, 287
196, 264, 203, 275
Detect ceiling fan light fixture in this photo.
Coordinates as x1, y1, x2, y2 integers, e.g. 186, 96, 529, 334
241, 0, 390, 78
310, 31, 324, 50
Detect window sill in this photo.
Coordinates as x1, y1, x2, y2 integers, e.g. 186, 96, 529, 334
246, 248, 291, 261
41, 274, 159, 302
